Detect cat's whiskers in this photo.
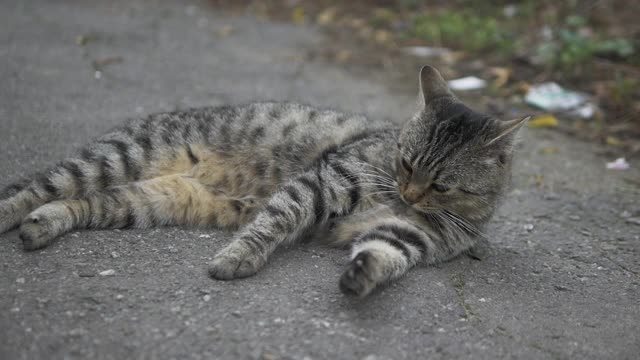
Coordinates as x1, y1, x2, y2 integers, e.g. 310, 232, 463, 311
438, 210, 487, 239
352, 161, 395, 179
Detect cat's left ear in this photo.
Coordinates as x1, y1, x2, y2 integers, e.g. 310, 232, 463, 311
485, 116, 530, 146
418, 65, 455, 106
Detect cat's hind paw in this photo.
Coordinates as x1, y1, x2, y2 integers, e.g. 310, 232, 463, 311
339, 252, 376, 297
0, 201, 22, 235
207, 241, 266, 280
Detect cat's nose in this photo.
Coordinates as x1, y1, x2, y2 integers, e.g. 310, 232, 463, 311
402, 184, 424, 204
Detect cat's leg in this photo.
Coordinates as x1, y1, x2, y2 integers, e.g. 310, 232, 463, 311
0, 115, 210, 235
18, 175, 260, 250
338, 215, 479, 297
0, 137, 153, 234
338, 218, 431, 297
207, 159, 362, 280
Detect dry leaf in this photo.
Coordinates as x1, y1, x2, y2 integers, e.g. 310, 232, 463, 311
336, 49, 352, 63
490, 67, 511, 88
291, 7, 305, 25
216, 25, 233, 38
317, 7, 337, 25
92, 56, 123, 70
528, 114, 559, 128
374, 30, 392, 44
606, 136, 624, 146
540, 147, 558, 155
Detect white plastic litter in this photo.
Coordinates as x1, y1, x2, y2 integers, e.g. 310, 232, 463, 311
402, 46, 452, 58
448, 76, 487, 91
571, 103, 597, 119
525, 82, 589, 112
606, 158, 630, 171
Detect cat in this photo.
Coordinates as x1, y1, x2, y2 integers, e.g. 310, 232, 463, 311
0, 66, 527, 297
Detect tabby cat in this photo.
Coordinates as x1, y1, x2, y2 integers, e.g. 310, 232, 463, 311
0, 66, 527, 297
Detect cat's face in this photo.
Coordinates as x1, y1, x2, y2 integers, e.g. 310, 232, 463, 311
395, 66, 528, 221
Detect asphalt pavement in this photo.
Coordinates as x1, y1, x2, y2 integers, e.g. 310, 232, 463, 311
1, 1, 639, 359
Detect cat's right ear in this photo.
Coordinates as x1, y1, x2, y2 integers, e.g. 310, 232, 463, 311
418, 65, 454, 106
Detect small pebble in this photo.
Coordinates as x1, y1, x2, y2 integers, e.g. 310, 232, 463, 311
203, 294, 211, 302
116, 294, 124, 300
568, 215, 581, 221
620, 210, 632, 218
16, 277, 25, 284
626, 217, 640, 226
524, 223, 534, 232
99, 269, 116, 276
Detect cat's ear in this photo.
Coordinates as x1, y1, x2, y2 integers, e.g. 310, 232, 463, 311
486, 116, 530, 146
418, 65, 454, 105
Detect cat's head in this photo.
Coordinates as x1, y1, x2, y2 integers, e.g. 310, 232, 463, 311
396, 65, 528, 222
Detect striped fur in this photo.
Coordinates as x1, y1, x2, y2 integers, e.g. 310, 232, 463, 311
0, 66, 525, 297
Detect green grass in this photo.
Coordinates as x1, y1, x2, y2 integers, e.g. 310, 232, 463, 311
410, 10, 512, 53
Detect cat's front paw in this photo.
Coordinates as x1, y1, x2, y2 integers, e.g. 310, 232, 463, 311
339, 252, 376, 297
19, 214, 59, 251
208, 241, 266, 280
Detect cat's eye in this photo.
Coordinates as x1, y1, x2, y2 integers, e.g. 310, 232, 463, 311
432, 183, 450, 193
400, 158, 412, 174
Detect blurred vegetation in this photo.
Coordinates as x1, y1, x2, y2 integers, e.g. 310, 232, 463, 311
215, 0, 640, 151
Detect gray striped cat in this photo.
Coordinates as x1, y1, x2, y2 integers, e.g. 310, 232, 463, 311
0, 66, 527, 297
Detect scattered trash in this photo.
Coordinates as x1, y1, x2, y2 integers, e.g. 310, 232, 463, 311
620, 210, 632, 218
16, 277, 25, 284
116, 294, 124, 300
524, 223, 534, 232
203, 294, 211, 302
525, 82, 594, 118
606, 158, 630, 171
554, 284, 570, 292
198, 234, 211, 238
528, 114, 559, 128
448, 76, 487, 91
99, 269, 116, 277
568, 215, 581, 221
110, 251, 119, 258
571, 103, 597, 119
402, 46, 452, 58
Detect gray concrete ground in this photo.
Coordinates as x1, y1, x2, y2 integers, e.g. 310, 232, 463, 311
1, 1, 639, 359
